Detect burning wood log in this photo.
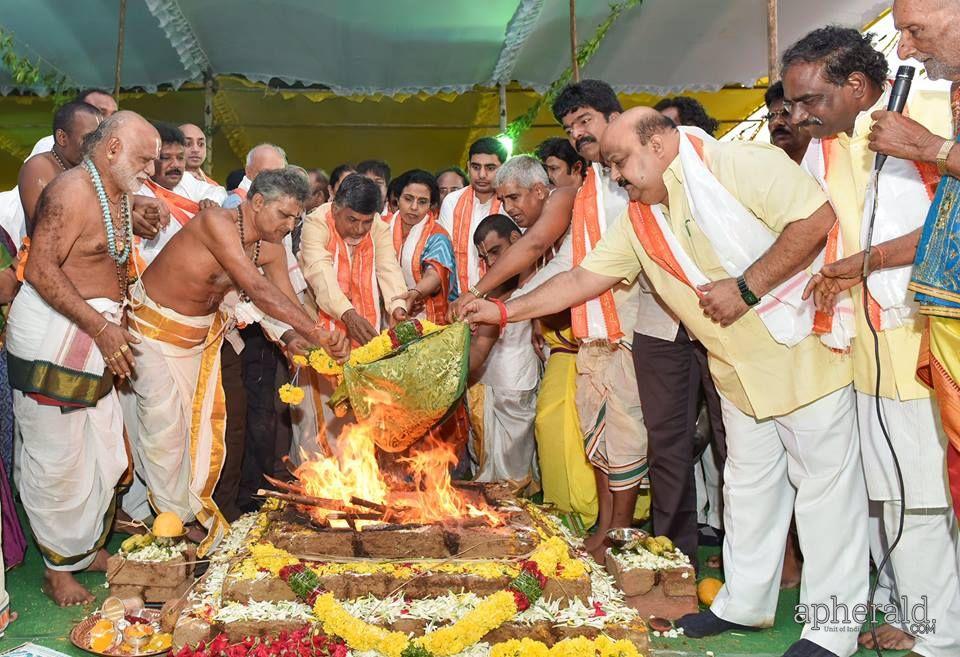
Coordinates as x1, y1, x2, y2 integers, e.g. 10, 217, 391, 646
256, 489, 366, 514
281, 455, 299, 478
263, 475, 305, 495
325, 512, 383, 521
349, 496, 387, 513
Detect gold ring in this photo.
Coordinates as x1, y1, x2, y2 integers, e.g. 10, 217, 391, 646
112, 351, 122, 359
119, 344, 130, 353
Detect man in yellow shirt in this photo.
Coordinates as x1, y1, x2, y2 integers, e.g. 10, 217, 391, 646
465, 107, 866, 657
295, 175, 409, 457
783, 26, 960, 657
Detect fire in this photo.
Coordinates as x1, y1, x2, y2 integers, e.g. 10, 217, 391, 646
294, 422, 503, 528
296, 422, 388, 515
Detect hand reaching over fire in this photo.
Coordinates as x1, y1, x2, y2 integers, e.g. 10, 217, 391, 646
460, 298, 500, 329
308, 325, 350, 362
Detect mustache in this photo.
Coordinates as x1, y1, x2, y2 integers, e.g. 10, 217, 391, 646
771, 126, 792, 137
165, 168, 183, 176
616, 177, 630, 188
575, 135, 597, 152
797, 117, 823, 128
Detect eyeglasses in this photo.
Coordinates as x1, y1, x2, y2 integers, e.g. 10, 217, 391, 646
765, 109, 790, 121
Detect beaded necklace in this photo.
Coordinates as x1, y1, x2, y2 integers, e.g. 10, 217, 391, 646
235, 204, 261, 303
50, 148, 67, 171
83, 158, 133, 297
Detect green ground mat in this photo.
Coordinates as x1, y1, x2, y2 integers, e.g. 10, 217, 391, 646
0, 503, 909, 657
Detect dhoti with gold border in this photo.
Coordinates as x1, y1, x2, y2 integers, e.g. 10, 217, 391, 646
123, 284, 229, 556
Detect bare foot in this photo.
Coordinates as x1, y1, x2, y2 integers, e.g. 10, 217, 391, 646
780, 539, 802, 589
583, 531, 603, 551
0, 610, 19, 636
85, 548, 110, 573
42, 569, 95, 607
185, 523, 206, 544
859, 624, 916, 651
588, 538, 611, 565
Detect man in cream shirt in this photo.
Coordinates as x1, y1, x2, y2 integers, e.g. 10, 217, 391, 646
464, 107, 865, 657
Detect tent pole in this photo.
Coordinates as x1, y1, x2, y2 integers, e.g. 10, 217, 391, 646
204, 69, 215, 176
766, 0, 779, 82
498, 82, 508, 133
569, 0, 580, 82
113, 0, 127, 98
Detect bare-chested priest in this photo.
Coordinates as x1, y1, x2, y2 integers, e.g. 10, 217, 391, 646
18, 101, 102, 231
7, 110, 160, 606
123, 167, 348, 555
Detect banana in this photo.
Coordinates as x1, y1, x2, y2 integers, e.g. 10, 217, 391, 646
655, 535, 675, 552
120, 533, 154, 553
644, 537, 664, 555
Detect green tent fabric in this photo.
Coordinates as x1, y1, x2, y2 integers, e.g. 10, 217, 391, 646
0, 1, 888, 186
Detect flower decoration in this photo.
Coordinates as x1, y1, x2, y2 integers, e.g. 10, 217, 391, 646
278, 383, 305, 405
170, 626, 346, 657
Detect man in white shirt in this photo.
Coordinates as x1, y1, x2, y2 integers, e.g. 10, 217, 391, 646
438, 137, 508, 296
468, 214, 540, 488
135, 123, 223, 266
179, 123, 227, 205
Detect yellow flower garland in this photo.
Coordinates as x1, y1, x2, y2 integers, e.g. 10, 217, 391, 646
281, 320, 445, 402
413, 590, 518, 656
528, 537, 588, 579
489, 636, 640, 657
249, 531, 606, 657
308, 320, 444, 376
313, 593, 408, 657
278, 383, 305, 405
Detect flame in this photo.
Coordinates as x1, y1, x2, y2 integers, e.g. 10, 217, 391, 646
392, 437, 503, 526
296, 422, 388, 514
294, 421, 503, 528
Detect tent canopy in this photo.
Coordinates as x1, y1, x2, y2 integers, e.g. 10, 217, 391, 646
0, 0, 888, 185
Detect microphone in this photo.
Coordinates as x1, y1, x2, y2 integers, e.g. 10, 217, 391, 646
875, 65, 916, 171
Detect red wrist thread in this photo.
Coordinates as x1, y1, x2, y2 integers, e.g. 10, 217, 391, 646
491, 298, 509, 331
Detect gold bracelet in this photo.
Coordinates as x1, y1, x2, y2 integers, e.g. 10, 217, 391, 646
94, 320, 110, 338
937, 139, 955, 175
468, 285, 487, 300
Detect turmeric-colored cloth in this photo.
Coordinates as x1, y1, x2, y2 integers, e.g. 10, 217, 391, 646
535, 327, 597, 528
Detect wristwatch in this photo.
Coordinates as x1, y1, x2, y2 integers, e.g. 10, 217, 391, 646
937, 139, 955, 175
736, 275, 760, 307
468, 285, 487, 300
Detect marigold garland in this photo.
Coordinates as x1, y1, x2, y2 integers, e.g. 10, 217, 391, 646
313, 593, 408, 657
280, 320, 444, 402
489, 636, 642, 657
413, 590, 519, 656
527, 536, 587, 579
278, 383, 305, 405
262, 534, 606, 657
308, 319, 443, 376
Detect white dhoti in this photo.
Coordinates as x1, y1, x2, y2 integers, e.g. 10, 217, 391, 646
288, 368, 352, 464
695, 446, 723, 529
470, 320, 539, 486
123, 286, 228, 556
6, 283, 127, 570
576, 341, 648, 490
470, 385, 538, 485
711, 385, 869, 657
857, 392, 960, 657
